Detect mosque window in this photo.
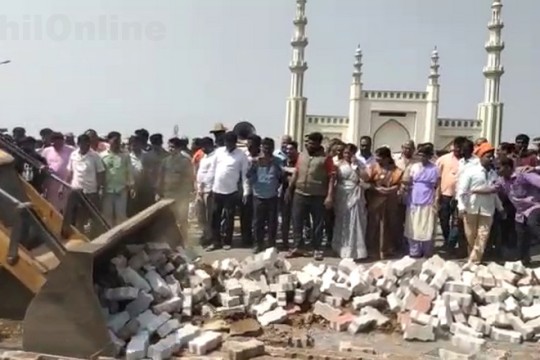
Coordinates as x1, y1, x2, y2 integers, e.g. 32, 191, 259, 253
451, 121, 456, 127
396, 93, 401, 99
383, 92, 388, 98
339, 118, 343, 124
415, 93, 420, 99
444, 120, 449, 127
377, 92, 382, 98
364, 92, 369, 98
409, 93, 414, 99
389, 92, 394, 98
333, 118, 337, 124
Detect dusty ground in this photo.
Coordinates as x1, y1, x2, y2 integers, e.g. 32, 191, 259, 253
1, 224, 540, 359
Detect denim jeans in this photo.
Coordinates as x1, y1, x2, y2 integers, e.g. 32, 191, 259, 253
102, 190, 127, 226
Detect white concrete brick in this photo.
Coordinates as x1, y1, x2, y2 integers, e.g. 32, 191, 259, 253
108, 311, 130, 334
174, 324, 201, 348
422, 255, 445, 277
188, 331, 223, 355
153, 296, 183, 314
508, 315, 534, 340
504, 261, 526, 275
216, 305, 245, 317
438, 348, 475, 360
386, 292, 402, 312
126, 292, 154, 317
144, 270, 172, 298
478, 302, 504, 320
410, 310, 434, 326
252, 294, 277, 316
120, 267, 152, 292
490, 327, 523, 344
276, 291, 287, 307
157, 319, 181, 338
391, 256, 418, 277
125, 331, 150, 360
347, 314, 376, 334
109, 330, 127, 356
257, 306, 288, 326
338, 258, 357, 275
218, 293, 242, 308
147, 338, 174, 360
522, 304, 540, 321
450, 323, 483, 338
451, 333, 486, 353
128, 251, 150, 270
443, 261, 462, 281
137, 310, 171, 334
403, 323, 435, 342
352, 292, 385, 310
294, 289, 306, 304
467, 316, 491, 336
429, 268, 449, 291
182, 288, 193, 317
486, 313, 512, 329
327, 282, 353, 300
487, 263, 519, 284
410, 278, 437, 300
484, 287, 509, 304
360, 306, 390, 326
444, 282, 472, 295
313, 301, 342, 322
296, 271, 314, 290
442, 292, 473, 309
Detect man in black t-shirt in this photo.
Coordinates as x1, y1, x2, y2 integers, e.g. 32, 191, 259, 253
14, 136, 47, 193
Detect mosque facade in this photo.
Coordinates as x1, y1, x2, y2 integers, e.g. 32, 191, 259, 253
284, 0, 505, 150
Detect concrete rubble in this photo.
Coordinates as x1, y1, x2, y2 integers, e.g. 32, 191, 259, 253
98, 244, 540, 359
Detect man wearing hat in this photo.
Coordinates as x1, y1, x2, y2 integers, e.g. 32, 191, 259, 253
456, 142, 503, 264
210, 123, 227, 147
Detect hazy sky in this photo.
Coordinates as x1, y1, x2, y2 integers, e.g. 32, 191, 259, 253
1, 0, 538, 141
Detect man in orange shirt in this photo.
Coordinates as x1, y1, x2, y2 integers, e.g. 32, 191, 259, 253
436, 136, 467, 251
191, 138, 204, 172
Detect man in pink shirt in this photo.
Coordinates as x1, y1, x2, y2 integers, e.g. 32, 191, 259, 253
41, 132, 75, 213
436, 136, 467, 251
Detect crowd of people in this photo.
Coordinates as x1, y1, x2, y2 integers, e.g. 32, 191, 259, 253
3, 125, 540, 266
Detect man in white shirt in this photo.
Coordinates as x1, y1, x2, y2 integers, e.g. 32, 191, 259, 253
65, 133, 106, 235
274, 135, 292, 164
195, 137, 215, 246
356, 136, 376, 169
459, 139, 480, 174
206, 131, 250, 250
456, 142, 503, 264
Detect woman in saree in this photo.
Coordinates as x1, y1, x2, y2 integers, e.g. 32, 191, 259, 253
365, 146, 404, 260
402, 143, 440, 258
332, 143, 368, 260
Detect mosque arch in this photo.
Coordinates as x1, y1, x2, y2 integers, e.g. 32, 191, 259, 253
372, 119, 410, 152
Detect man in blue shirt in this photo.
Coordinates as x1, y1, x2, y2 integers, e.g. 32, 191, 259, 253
248, 137, 283, 253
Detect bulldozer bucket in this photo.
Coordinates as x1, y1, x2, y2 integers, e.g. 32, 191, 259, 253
22, 198, 182, 359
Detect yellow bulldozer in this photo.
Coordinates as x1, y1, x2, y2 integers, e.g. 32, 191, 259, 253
0, 140, 183, 358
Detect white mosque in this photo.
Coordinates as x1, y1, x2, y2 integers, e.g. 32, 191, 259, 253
284, 0, 505, 150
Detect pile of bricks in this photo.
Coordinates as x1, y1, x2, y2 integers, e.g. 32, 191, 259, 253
99, 243, 540, 359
